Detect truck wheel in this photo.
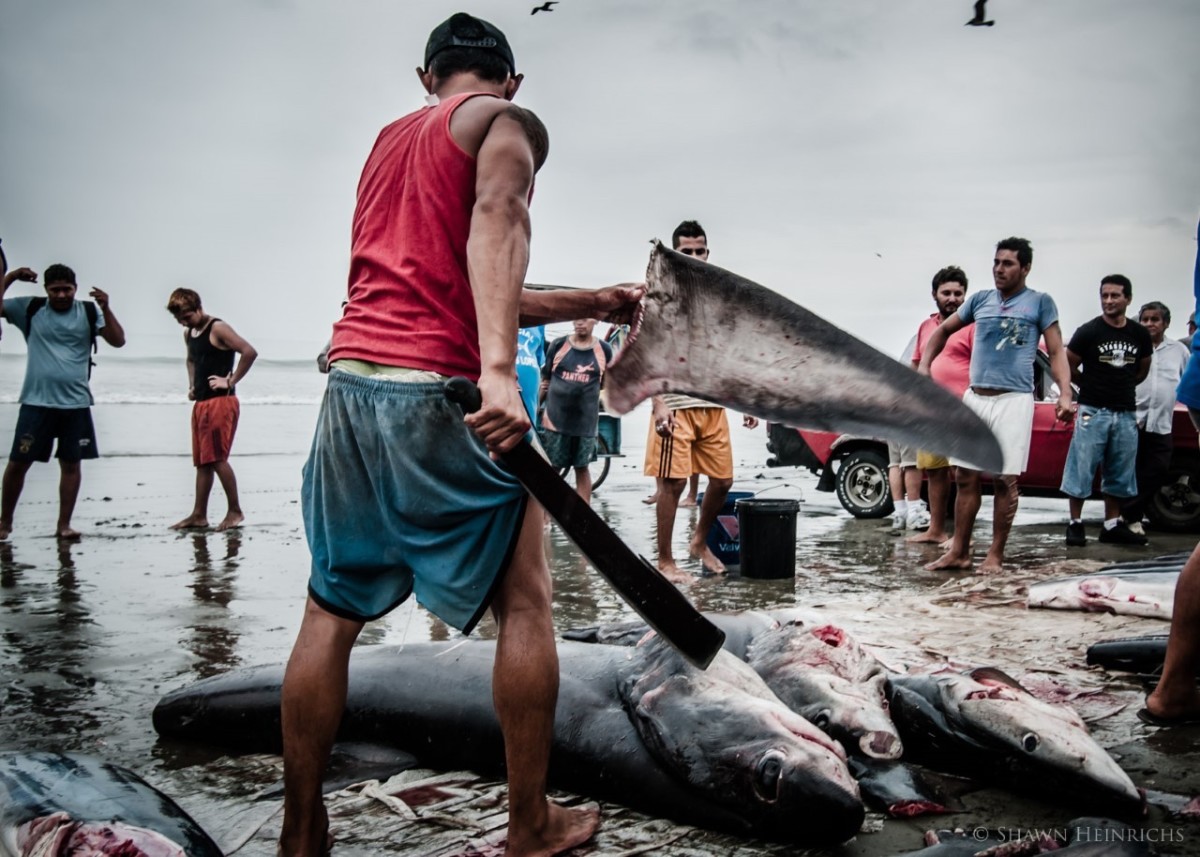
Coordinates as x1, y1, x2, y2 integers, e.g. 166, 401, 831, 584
835, 449, 893, 519
1146, 463, 1200, 533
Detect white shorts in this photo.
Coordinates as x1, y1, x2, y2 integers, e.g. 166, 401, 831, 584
888, 442, 918, 468
948, 389, 1034, 476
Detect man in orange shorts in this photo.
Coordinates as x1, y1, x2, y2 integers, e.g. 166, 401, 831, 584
645, 221, 757, 581
166, 288, 258, 532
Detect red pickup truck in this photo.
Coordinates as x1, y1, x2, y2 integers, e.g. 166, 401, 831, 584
765, 352, 1200, 532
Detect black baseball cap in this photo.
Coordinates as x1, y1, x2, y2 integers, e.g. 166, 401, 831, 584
424, 13, 515, 75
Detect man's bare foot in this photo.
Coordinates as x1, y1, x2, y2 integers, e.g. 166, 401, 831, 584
642, 493, 658, 505
278, 805, 331, 857
1144, 686, 1200, 725
170, 515, 209, 530
55, 527, 81, 541
906, 530, 947, 544
978, 553, 1005, 574
215, 512, 245, 532
656, 559, 692, 584
939, 537, 957, 552
0, 521, 11, 540
506, 802, 599, 857
680, 495, 698, 508
924, 551, 972, 572
688, 541, 727, 575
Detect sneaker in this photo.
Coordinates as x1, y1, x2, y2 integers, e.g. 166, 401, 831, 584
891, 509, 907, 529
1065, 521, 1086, 546
906, 503, 931, 531
1126, 521, 1146, 536
1099, 520, 1149, 545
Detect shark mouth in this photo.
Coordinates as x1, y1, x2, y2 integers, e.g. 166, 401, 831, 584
604, 241, 1003, 473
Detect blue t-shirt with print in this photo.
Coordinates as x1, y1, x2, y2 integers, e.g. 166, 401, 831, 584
516, 325, 546, 422
958, 287, 1058, 393
2, 296, 106, 408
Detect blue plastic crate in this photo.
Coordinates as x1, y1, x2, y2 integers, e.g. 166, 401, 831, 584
597, 413, 621, 456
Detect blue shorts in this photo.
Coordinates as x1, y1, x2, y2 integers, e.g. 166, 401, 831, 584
302, 371, 527, 632
1059, 405, 1138, 499
10, 405, 98, 462
539, 429, 597, 468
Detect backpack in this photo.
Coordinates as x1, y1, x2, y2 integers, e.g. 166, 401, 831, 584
26, 297, 100, 378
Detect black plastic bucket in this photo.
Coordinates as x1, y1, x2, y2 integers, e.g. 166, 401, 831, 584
735, 498, 800, 579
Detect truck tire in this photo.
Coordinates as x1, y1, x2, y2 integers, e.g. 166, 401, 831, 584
835, 449, 893, 519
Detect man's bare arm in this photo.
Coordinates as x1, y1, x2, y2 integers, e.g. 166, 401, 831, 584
1044, 323, 1074, 420
1066, 348, 1083, 387
463, 107, 540, 453
519, 284, 644, 327
211, 321, 259, 389
915, 314, 964, 375
1134, 355, 1152, 386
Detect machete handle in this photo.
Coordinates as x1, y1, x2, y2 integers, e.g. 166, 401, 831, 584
442, 376, 725, 670
444, 376, 484, 414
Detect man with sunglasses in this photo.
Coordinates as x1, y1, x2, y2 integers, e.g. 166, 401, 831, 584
644, 220, 757, 583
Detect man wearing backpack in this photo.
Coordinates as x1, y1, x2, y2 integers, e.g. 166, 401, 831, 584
0, 263, 126, 540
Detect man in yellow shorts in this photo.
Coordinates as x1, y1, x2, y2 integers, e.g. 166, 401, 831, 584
644, 221, 757, 582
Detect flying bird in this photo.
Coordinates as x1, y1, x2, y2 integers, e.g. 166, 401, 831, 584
531, 1, 558, 13
965, 0, 994, 26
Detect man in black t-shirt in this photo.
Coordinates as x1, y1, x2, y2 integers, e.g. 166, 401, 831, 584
1061, 275, 1153, 546
539, 318, 612, 503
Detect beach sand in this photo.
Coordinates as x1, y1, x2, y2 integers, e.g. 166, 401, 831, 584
0, 398, 1197, 856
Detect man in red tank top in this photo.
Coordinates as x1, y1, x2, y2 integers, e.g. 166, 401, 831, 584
278, 14, 643, 857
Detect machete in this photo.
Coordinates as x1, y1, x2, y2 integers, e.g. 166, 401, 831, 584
445, 376, 725, 670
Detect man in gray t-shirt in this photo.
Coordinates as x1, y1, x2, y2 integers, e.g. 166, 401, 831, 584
0, 263, 126, 540
916, 237, 1073, 574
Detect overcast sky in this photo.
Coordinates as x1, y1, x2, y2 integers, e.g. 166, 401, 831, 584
1, 0, 1197, 363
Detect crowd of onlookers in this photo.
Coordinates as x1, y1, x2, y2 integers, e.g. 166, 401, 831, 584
876, 240, 1193, 574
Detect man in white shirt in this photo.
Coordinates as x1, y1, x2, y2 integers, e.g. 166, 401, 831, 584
1122, 301, 1190, 533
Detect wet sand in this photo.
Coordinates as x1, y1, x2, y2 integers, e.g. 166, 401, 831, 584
1, 404, 1198, 855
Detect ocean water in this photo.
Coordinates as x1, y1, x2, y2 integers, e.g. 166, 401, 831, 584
0, 353, 326, 458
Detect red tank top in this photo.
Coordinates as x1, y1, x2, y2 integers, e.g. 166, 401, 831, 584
328, 92, 495, 378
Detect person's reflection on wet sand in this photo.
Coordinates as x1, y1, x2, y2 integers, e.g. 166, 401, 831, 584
0, 540, 16, 587
57, 539, 76, 572
186, 531, 241, 678
0, 536, 100, 749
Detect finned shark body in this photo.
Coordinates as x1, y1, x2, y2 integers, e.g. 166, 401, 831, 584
603, 242, 1003, 472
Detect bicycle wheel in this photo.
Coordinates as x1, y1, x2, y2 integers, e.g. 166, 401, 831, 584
558, 436, 611, 492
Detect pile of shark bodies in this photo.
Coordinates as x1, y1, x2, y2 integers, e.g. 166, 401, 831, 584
152, 608, 1146, 847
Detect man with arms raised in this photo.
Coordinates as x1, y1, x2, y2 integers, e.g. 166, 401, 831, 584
0, 264, 125, 540
907, 265, 974, 546
278, 14, 641, 856
1060, 276, 1152, 546
918, 238, 1072, 573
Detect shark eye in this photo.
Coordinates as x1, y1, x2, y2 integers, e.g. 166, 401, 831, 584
1021, 732, 1040, 753
811, 709, 832, 730
754, 751, 785, 803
